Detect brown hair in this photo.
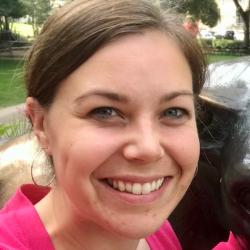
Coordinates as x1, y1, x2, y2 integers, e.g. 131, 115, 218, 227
25, 0, 206, 107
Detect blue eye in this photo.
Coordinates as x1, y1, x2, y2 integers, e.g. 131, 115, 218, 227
89, 107, 119, 119
162, 108, 188, 119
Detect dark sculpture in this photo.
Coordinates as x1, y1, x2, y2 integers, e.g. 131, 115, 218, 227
0, 57, 249, 249
169, 56, 250, 249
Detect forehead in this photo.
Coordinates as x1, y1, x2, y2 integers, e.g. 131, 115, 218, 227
80, 30, 187, 70
55, 30, 192, 101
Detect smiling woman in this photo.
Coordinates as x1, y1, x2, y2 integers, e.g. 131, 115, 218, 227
0, 1, 207, 250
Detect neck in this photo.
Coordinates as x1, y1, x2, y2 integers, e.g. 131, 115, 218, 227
35, 189, 149, 250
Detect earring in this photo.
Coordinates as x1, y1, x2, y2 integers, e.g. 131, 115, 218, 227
30, 150, 55, 186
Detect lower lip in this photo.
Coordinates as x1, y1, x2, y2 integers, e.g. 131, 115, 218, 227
98, 178, 171, 205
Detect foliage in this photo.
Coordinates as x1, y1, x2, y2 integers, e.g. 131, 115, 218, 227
212, 39, 246, 49
199, 38, 214, 49
199, 38, 249, 57
183, 0, 220, 27
0, 124, 11, 137
0, 0, 27, 31
0, 0, 26, 19
199, 38, 247, 49
20, 0, 52, 36
0, 118, 30, 140
159, 0, 220, 27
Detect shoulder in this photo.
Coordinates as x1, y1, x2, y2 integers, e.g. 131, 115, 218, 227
0, 184, 53, 250
146, 220, 182, 250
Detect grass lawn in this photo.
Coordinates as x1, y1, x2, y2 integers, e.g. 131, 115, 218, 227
207, 54, 241, 64
11, 23, 34, 39
0, 58, 26, 108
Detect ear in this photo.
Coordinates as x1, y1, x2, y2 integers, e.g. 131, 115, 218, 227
25, 97, 51, 154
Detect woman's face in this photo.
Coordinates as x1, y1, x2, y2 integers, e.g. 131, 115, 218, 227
33, 30, 199, 238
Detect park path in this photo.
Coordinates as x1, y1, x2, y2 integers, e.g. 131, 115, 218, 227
0, 103, 25, 124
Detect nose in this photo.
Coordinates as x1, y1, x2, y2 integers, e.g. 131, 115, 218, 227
122, 122, 164, 163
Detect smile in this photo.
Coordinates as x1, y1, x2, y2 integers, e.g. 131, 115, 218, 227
106, 177, 165, 195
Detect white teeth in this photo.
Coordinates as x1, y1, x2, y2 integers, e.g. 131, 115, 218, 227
118, 180, 126, 192
142, 183, 151, 195
151, 181, 156, 191
156, 178, 163, 189
107, 177, 165, 195
125, 182, 132, 192
132, 183, 142, 195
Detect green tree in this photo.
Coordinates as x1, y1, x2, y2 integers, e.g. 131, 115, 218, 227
160, 0, 220, 27
0, 0, 26, 31
232, 0, 250, 47
21, 0, 51, 36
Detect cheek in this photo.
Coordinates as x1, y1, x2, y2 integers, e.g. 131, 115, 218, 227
50, 128, 123, 178
164, 126, 200, 172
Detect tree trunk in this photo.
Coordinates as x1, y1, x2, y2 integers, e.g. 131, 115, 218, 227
0, 17, 3, 31
244, 14, 249, 48
31, 16, 39, 37
3, 16, 9, 31
232, 0, 250, 48
31, 16, 36, 36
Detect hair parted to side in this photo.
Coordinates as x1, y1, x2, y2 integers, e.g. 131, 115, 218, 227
25, 0, 207, 107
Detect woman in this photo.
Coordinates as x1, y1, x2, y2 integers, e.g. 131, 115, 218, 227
0, 0, 206, 249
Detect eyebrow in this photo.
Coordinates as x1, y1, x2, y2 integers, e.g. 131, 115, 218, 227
160, 91, 194, 103
74, 90, 129, 104
74, 89, 194, 105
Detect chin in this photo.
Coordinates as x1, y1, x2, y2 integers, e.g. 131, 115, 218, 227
103, 214, 167, 240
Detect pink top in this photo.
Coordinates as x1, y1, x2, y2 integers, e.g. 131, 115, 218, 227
146, 220, 182, 249
0, 184, 54, 250
0, 184, 180, 250
0, 184, 246, 250
212, 232, 247, 250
